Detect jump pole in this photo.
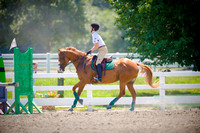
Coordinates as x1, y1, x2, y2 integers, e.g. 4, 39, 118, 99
6, 48, 42, 114
0, 82, 19, 87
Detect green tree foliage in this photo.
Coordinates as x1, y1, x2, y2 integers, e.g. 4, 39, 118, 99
0, 0, 87, 53
108, 0, 200, 71
0, 0, 129, 53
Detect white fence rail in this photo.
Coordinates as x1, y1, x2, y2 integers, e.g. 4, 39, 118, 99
2, 53, 181, 73
6, 72, 200, 110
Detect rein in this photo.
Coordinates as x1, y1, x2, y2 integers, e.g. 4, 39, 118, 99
66, 61, 72, 67
64, 55, 80, 67
66, 55, 87, 69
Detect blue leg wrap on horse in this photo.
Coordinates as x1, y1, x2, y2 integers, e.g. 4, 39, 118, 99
71, 99, 78, 108
73, 91, 80, 101
129, 102, 135, 111
109, 97, 118, 106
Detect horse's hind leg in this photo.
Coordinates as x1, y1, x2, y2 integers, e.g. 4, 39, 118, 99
107, 82, 126, 110
127, 81, 136, 111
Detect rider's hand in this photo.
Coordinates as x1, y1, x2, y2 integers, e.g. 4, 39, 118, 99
87, 50, 92, 55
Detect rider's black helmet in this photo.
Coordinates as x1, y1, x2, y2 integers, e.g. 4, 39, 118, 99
91, 23, 100, 31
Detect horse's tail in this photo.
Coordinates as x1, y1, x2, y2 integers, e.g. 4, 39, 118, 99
137, 63, 160, 88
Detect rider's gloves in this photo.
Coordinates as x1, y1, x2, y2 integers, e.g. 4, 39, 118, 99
87, 50, 92, 55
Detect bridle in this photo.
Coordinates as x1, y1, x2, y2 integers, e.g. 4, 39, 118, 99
58, 52, 70, 72
59, 53, 87, 72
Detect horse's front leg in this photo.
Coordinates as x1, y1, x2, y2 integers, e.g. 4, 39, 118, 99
68, 80, 85, 111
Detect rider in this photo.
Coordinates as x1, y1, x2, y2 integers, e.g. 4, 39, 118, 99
87, 23, 108, 82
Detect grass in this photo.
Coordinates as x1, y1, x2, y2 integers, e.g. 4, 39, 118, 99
6, 76, 200, 99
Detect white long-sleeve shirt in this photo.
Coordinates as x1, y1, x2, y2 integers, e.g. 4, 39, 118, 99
92, 32, 106, 47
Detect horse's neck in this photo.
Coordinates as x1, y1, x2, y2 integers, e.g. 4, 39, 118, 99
70, 52, 84, 68
71, 54, 91, 72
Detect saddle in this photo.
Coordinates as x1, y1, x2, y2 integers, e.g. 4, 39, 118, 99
92, 55, 113, 71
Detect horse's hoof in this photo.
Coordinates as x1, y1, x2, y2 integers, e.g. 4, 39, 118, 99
68, 108, 73, 112
129, 108, 134, 111
107, 105, 112, 110
79, 99, 83, 105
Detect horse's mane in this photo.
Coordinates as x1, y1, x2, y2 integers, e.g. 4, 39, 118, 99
65, 47, 86, 56
65, 47, 77, 51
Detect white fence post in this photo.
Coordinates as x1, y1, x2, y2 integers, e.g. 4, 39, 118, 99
46, 53, 50, 73
87, 84, 93, 111
159, 76, 165, 110
116, 52, 119, 59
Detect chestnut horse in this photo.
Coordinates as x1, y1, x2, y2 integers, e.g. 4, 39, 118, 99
58, 47, 160, 111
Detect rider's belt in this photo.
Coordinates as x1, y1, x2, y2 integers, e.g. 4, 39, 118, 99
98, 45, 105, 49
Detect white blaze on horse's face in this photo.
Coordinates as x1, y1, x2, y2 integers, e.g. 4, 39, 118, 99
57, 48, 70, 72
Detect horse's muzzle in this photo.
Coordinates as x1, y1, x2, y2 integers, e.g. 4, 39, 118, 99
58, 67, 65, 73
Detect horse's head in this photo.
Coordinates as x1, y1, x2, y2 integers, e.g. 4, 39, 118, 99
58, 47, 87, 72
57, 48, 70, 72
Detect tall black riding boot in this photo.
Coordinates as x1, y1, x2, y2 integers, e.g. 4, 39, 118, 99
97, 64, 102, 82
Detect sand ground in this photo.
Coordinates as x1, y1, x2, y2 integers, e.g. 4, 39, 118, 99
0, 108, 200, 133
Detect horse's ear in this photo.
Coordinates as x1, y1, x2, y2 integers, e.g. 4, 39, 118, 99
57, 48, 61, 52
